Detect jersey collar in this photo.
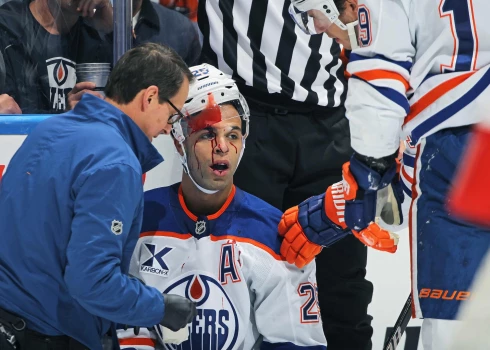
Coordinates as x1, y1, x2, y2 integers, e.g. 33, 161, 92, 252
178, 184, 237, 221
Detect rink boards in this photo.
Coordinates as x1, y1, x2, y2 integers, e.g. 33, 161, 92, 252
0, 115, 423, 349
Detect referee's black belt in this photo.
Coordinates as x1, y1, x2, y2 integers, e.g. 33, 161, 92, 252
238, 84, 341, 116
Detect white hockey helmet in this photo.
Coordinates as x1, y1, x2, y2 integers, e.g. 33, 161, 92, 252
171, 63, 250, 194
288, 0, 359, 49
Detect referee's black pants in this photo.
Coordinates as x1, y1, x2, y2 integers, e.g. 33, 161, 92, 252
234, 95, 374, 350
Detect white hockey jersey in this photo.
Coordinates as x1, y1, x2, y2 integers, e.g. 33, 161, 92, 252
345, 0, 490, 159
117, 184, 327, 350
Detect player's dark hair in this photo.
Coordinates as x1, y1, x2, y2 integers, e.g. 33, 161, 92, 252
334, 0, 347, 14
104, 43, 194, 104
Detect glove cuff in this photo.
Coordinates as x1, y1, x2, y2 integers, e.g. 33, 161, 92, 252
324, 183, 348, 229
349, 154, 398, 192
297, 192, 349, 247
353, 150, 398, 175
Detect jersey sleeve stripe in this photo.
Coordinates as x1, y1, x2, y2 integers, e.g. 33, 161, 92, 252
401, 165, 414, 184
119, 338, 156, 347
403, 152, 415, 168
140, 231, 193, 240
401, 179, 412, 198
210, 234, 284, 261
404, 71, 474, 125
349, 53, 412, 73
410, 68, 490, 144
353, 69, 410, 91
351, 76, 410, 114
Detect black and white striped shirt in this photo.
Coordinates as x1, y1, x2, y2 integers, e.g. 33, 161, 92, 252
197, 0, 347, 107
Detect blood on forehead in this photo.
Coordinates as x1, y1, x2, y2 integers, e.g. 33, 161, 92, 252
186, 93, 223, 134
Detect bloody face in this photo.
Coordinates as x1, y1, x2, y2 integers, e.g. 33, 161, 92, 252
182, 104, 244, 192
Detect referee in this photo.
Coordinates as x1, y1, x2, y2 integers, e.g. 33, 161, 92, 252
197, 1, 373, 349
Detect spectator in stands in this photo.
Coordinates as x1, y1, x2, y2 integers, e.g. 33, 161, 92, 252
0, 0, 201, 114
159, 0, 197, 22
0, 0, 113, 114
133, 0, 201, 66
0, 94, 21, 114
0, 48, 21, 114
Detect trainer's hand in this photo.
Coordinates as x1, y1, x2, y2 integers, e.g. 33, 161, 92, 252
160, 294, 197, 332
67, 82, 103, 110
278, 183, 351, 268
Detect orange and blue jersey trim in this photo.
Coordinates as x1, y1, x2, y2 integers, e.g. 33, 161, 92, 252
142, 184, 284, 261
119, 337, 156, 348
348, 53, 412, 114
349, 53, 412, 73
210, 234, 284, 261
409, 68, 490, 144
138, 231, 284, 261
351, 75, 410, 114
405, 71, 474, 126
178, 184, 236, 221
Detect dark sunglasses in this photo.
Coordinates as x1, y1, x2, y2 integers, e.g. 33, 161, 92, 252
166, 99, 186, 125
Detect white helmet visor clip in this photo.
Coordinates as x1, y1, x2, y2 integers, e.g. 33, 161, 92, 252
288, 0, 360, 49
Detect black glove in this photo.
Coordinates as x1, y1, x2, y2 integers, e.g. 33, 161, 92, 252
160, 294, 197, 332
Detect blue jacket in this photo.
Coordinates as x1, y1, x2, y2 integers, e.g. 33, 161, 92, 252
0, 94, 165, 349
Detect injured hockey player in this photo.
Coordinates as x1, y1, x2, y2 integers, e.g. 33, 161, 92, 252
117, 64, 328, 350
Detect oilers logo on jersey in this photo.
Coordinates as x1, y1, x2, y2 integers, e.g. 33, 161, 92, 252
162, 273, 239, 350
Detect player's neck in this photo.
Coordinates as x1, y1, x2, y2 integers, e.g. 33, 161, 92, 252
30, 0, 79, 35
180, 175, 233, 217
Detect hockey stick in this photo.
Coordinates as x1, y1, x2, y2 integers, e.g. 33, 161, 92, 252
383, 294, 413, 350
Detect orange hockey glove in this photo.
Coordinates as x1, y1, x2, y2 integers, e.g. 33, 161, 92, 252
278, 183, 351, 268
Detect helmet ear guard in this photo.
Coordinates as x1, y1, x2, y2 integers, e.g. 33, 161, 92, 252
288, 0, 360, 49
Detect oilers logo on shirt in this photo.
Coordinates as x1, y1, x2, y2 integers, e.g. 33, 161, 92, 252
162, 273, 239, 350
46, 57, 77, 111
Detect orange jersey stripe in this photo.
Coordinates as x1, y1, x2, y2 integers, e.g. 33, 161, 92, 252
178, 185, 237, 221
469, 0, 479, 70
401, 166, 413, 184
353, 70, 410, 91
119, 338, 156, 347
210, 234, 284, 261
404, 71, 474, 125
140, 231, 193, 239
208, 186, 236, 220
178, 186, 198, 221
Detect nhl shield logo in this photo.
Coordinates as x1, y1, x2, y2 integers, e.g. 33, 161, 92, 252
111, 220, 123, 235
195, 220, 206, 235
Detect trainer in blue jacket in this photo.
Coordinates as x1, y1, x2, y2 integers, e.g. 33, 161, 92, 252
0, 43, 197, 350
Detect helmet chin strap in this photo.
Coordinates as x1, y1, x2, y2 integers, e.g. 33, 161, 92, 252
178, 146, 219, 195
178, 138, 247, 195
346, 20, 359, 49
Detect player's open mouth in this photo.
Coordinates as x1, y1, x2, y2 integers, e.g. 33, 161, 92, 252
210, 161, 229, 175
